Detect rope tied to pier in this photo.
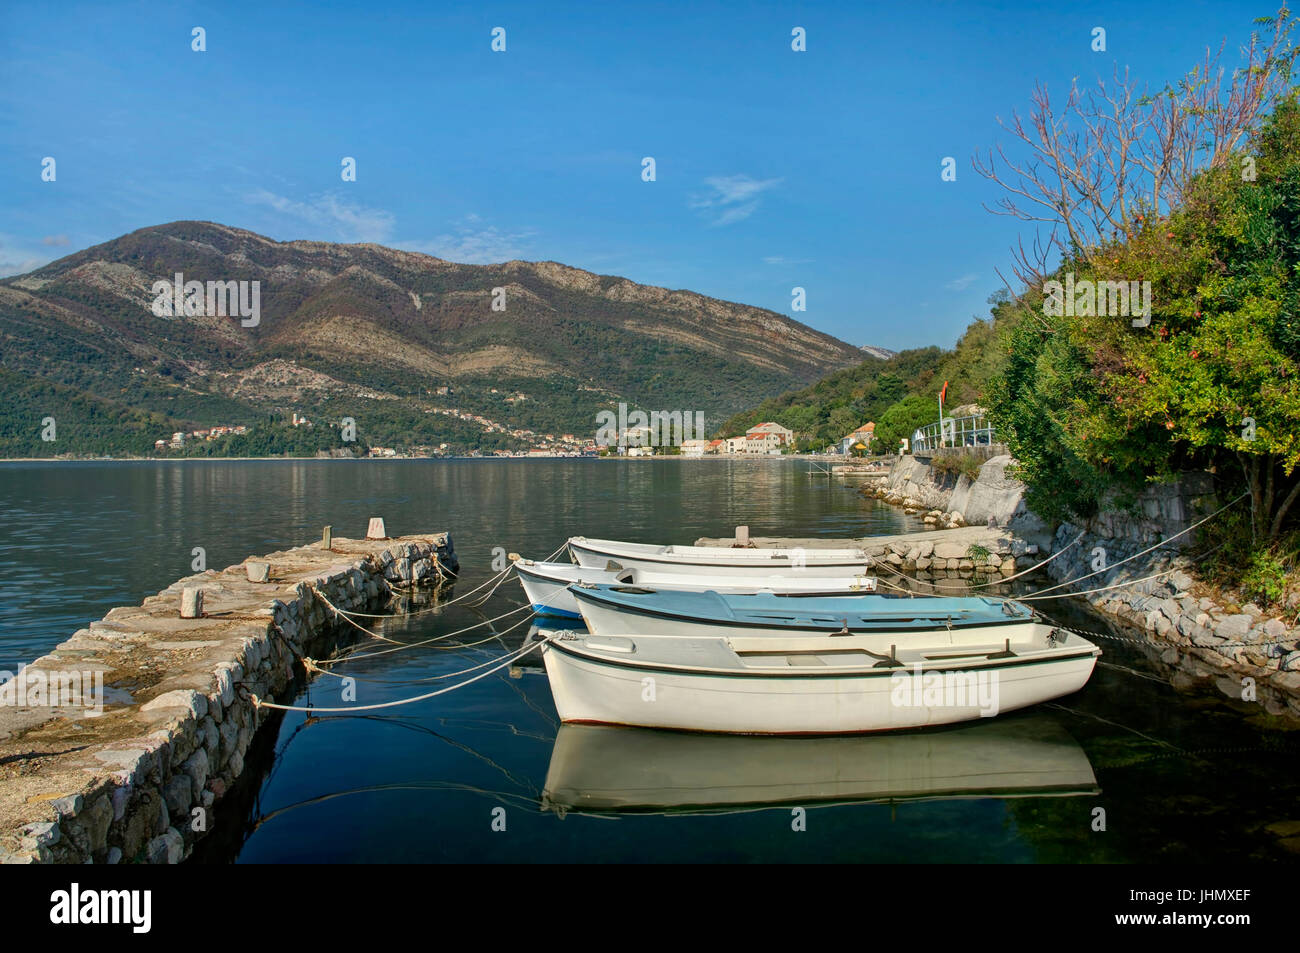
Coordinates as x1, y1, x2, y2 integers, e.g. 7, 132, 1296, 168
304, 611, 541, 686
321, 540, 568, 619
313, 602, 538, 664
250, 631, 556, 713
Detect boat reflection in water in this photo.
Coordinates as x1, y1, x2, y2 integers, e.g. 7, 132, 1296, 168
541, 713, 1097, 816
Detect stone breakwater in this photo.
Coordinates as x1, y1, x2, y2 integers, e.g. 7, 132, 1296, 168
1042, 524, 1300, 719
0, 531, 455, 864
862, 454, 1039, 530
695, 527, 1048, 584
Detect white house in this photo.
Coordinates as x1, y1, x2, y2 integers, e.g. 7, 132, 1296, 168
840, 422, 875, 455
745, 422, 794, 452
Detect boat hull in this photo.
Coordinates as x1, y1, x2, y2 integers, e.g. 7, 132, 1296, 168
517, 559, 877, 619
540, 634, 1099, 735
572, 586, 1036, 643
569, 536, 871, 577
517, 565, 585, 618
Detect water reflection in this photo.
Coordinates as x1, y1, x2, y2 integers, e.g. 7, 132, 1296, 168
541, 714, 1098, 816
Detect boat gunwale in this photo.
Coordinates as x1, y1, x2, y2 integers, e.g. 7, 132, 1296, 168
569, 585, 1034, 634
569, 539, 870, 569
519, 560, 877, 595
543, 638, 1100, 680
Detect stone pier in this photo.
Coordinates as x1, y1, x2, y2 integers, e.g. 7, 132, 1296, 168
695, 526, 1051, 585
0, 530, 456, 864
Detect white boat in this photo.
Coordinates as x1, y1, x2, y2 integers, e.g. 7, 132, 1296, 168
569, 583, 1039, 643
515, 557, 876, 619
568, 536, 871, 577
537, 624, 1100, 734
541, 717, 1098, 814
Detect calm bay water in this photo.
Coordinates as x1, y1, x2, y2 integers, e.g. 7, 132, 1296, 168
0, 459, 1296, 863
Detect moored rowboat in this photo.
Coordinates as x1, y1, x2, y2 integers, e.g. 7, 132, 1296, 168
570, 582, 1036, 642
568, 536, 871, 577
515, 557, 877, 619
538, 623, 1100, 734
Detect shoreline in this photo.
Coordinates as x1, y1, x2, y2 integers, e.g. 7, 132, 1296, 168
0, 453, 859, 464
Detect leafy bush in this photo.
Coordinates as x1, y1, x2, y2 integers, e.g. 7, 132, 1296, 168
1241, 548, 1289, 607
987, 96, 1300, 537
931, 449, 988, 481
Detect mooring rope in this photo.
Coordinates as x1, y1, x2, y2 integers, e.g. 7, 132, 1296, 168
1038, 611, 1296, 650
252, 632, 555, 713
1015, 492, 1248, 599
1016, 563, 1191, 602
872, 491, 1247, 603
304, 614, 541, 686
304, 608, 538, 676
314, 603, 538, 665
320, 540, 569, 619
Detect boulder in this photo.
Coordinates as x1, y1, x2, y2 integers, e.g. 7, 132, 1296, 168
1214, 615, 1253, 641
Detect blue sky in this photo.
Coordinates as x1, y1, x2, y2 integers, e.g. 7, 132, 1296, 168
0, 0, 1280, 351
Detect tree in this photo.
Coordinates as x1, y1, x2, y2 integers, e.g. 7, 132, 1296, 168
875, 395, 939, 454
974, 7, 1299, 288
986, 92, 1300, 540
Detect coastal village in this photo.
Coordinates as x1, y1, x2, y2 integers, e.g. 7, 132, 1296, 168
148, 415, 879, 459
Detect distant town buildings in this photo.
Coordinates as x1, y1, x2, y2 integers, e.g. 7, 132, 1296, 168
715, 422, 796, 455
152, 424, 250, 452
840, 422, 875, 455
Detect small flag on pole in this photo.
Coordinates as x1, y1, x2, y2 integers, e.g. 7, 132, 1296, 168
939, 380, 949, 404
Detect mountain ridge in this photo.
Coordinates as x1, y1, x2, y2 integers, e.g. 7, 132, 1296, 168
0, 221, 865, 455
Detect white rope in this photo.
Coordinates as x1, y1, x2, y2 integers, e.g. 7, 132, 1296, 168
324, 540, 567, 618
305, 613, 540, 684
1018, 491, 1248, 599
253, 633, 554, 713
1017, 564, 1185, 601
312, 588, 407, 644
315, 603, 537, 665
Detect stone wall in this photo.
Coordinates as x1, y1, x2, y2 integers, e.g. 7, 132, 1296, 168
1043, 523, 1300, 718
862, 529, 1044, 584
1084, 472, 1219, 545
873, 454, 1039, 531
880, 455, 1217, 546
0, 533, 454, 864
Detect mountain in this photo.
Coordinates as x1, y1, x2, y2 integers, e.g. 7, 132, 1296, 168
0, 222, 864, 456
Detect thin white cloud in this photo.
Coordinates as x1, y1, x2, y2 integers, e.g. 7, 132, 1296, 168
397, 218, 536, 265
690, 174, 783, 226
946, 272, 980, 291
41, 234, 70, 247
244, 189, 396, 243
0, 234, 54, 278
763, 255, 813, 266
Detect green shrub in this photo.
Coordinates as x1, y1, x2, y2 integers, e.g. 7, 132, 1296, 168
1241, 548, 1289, 607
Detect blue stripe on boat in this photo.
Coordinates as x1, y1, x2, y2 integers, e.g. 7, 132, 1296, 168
533, 603, 583, 619
569, 584, 1030, 632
